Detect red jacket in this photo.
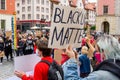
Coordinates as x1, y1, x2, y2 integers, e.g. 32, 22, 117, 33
22, 57, 53, 80
61, 53, 69, 65
81, 37, 94, 46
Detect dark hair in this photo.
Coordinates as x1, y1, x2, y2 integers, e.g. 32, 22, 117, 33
36, 39, 52, 57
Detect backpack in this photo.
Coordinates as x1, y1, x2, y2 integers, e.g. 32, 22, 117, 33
40, 60, 64, 80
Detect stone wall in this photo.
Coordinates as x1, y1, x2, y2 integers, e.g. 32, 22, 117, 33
96, 16, 120, 35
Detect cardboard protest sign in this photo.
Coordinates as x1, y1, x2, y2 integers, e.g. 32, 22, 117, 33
14, 54, 40, 72
48, 4, 85, 49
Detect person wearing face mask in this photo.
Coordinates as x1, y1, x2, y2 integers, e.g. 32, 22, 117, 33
62, 35, 120, 80
24, 34, 34, 55
15, 38, 53, 80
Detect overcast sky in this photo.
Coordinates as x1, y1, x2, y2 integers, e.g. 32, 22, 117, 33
88, 0, 97, 2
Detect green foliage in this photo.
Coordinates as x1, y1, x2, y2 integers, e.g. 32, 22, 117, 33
91, 26, 96, 30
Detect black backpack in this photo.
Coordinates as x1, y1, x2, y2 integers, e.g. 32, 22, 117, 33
40, 60, 64, 80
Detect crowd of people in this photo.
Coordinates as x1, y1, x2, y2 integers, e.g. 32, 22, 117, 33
0, 29, 120, 80
13, 31, 120, 80
62, 34, 120, 80
0, 30, 49, 64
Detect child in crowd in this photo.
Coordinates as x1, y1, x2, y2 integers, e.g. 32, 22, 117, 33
78, 46, 91, 78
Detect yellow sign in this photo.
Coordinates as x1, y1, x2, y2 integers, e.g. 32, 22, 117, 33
14, 14, 17, 50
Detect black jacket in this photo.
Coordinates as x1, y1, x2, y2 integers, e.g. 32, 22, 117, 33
94, 59, 120, 79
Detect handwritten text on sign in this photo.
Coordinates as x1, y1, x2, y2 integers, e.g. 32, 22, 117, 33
48, 5, 85, 49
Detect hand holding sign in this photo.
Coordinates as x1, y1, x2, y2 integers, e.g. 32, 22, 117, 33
66, 45, 75, 59
14, 70, 26, 78
85, 37, 90, 44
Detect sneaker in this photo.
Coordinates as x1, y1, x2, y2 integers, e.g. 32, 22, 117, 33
0, 63, 2, 65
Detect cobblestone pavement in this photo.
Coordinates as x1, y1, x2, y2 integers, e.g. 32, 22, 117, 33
0, 59, 14, 80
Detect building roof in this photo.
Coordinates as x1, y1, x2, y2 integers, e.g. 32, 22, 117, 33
85, 2, 96, 11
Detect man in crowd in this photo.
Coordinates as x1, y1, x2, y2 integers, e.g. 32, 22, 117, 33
15, 38, 53, 80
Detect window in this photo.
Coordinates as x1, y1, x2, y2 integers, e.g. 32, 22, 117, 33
17, 10, 20, 14
36, 6, 40, 11
17, 3, 20, 7
41, 0, 44, 5
36, 0, 40, 4
46, 1, 49, 5
0, 0, 6, 10
22, 7, 25, 12
103, 6, 108, 14
36, 14, 40, 19
27, 0, 31, 4
36, 24, 40, 27
28, 14, 31, 19
22, 14, 25, 19
28, 6, 31, 11
46, 8, 49, 13
46, 15, 49, 20
1, 20, 5, 30
41, 7, 44, 12
41, 15, 44, 19
22, 0, 25, 4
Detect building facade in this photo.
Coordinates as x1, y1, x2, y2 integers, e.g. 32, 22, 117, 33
96, 0, 120, 35
16, 0, 85, 31
88, 10, 96, 26
16, 0, 51, 31
0, 0, 15, 31
88, 3, 96, 26
82, 0, 96, 27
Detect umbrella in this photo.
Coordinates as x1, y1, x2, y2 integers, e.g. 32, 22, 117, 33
42, 26, 50, 30
30, 26, 40, 30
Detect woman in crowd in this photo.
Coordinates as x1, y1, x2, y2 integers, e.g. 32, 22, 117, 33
24, 34, 34, 55
62, 34, 120, 80
4, 36, 13, 61
0, 37, 4, 64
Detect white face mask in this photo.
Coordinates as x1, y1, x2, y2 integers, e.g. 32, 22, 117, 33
36, 49, 39, 56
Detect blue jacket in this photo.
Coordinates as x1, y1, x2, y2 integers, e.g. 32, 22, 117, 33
62, 58, 120, 80
79, 54, 91, 73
